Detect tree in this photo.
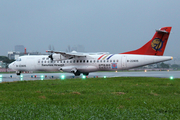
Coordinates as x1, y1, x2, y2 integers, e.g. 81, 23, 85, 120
0, 56, 14, 64
171, 64, 180, 70
160, 62, 169, 69
0, 56, 15, 72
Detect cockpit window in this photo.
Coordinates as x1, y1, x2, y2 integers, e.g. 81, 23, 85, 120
16, 58, 21, 61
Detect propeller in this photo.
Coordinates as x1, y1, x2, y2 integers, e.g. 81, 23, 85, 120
48, 54, 53, 61
47, 45, 55, 61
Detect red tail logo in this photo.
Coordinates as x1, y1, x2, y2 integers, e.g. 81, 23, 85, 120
121, 27, 172, 56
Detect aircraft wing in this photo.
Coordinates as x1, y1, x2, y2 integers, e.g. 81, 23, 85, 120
46, 50, 86, 58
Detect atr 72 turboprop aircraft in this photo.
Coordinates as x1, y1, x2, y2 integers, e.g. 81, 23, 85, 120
9, 27, 173, 76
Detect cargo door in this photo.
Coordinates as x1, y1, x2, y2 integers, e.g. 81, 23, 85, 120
122, 56, 127, 68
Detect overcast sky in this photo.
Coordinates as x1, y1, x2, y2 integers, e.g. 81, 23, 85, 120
0, 0, 179, 57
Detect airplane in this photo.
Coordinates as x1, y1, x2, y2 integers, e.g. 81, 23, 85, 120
9, 26, 173, 76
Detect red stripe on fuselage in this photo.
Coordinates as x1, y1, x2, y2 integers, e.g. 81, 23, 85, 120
98, 54, 106, 60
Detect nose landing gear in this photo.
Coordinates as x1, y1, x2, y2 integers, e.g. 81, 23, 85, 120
16, 71, 21, 75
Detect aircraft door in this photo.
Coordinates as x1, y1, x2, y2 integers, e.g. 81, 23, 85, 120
122, 56, 127, 68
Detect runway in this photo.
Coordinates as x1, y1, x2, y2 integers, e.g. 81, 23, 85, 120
0, 71, 180, 83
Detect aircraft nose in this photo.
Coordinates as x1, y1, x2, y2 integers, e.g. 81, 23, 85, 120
8, 63, 12, 69
8, 62, 14, 69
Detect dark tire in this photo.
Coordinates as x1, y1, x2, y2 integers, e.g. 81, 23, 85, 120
83, 73, 89, 76
16, 71, 21, 75
74, 72, 81, 76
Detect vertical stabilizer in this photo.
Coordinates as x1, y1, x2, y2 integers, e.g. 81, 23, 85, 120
121, 27, 172, 56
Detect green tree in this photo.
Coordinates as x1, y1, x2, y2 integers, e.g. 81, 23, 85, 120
0, 56, 15, 71
160, 62, 169, 68
171, 64, 180, 70
0, 56, 14, 64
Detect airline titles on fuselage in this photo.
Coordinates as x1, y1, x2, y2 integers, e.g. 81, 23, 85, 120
42, 64, 64, 67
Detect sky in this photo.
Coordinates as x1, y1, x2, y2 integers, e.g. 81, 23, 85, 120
0, 0, 179, 58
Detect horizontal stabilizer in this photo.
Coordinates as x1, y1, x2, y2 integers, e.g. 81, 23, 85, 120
156, 29, 168, 33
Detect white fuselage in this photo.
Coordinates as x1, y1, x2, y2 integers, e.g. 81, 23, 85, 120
9, 54, 172, 74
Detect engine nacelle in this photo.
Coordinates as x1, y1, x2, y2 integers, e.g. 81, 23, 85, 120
49, 53, 67, 61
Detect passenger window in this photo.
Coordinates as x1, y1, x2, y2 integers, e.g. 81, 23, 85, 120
87, 60, 89, 63
100, 60, 102, 62
107, 60, 109, 62
117, 60, 118, 62
110, 60, 112, 62
83, 60, 85, 63
104, 60, 106, 62
44, 61, 46, 63
94, 60, 96, 63
67, 61, 69, 63
73, 60, 75, 63
41, 61, 43, 63
70, 61, 72, 63
113, 60, 115, 62
77, 60, 79, 63
80, 60, 82, 63
38, 61, 40, 63
97, 60, 99, 63
63, 61, 65, 63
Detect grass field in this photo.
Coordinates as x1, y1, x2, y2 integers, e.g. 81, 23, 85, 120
0, 77, 180, 119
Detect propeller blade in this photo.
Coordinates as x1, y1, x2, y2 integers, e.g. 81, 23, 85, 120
48, 54, 53, 61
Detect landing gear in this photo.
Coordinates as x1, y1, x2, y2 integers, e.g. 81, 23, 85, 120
74, 72, 81, 76
83, 72, 89, 76
71, 69, 89, 76
16, 71, 21, 75
72, 70, 81, 76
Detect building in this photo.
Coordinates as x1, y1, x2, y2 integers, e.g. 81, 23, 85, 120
8, 51, 44, 60
8, 46, 46, 60
15, 45, 25, 53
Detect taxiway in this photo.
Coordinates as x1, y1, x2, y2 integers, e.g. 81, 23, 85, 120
0, 71, 179, 83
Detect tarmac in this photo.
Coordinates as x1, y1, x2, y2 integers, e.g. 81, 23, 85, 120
0, 71, 180, 83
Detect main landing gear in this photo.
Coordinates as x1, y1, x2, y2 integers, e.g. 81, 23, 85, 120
73, 71, 89, 76
82, 72, 89, 76
74, 72, 81, 76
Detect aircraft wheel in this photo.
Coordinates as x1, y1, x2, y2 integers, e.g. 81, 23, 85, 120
16, 71, 21, 75
74, 73, 81, 76
83, 73, 89, 76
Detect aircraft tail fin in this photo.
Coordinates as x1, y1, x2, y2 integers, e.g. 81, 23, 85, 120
120, 27, 172, 56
